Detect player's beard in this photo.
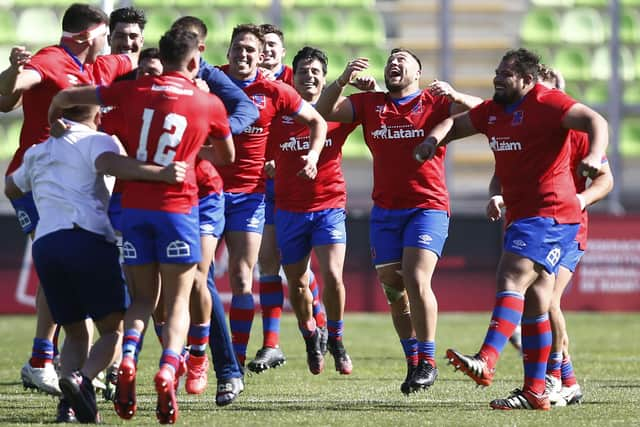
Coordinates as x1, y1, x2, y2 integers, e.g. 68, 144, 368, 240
492, 91, 516, 105
384, 76, 404, 92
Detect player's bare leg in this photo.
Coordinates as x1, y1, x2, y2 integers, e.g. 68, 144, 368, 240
284, 255, 324, 375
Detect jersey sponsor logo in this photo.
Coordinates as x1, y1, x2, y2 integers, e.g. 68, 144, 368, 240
281, 115, 295, 125
489, 137, 522, 152
418, 234, 433, 245
151, 84, 194, 96
122, 241, 138, 259
512, 110, 524, 126
511, 239, 527, 249
488, 115, 497, 125
546, 247, 562, 267
251, 94, 266, 109
167, 240, 191, 258
243, 125, 264, 134
280, 136, 333, 152
371, 124, 425, 140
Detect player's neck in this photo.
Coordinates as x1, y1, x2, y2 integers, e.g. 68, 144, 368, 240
60, 41, 89, 64
162, 65, 192, 80
262, 62, 282, 73
229, 69, 258, 82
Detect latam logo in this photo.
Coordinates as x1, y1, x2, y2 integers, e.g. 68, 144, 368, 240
371, 124, 424, 140
243, 125, 264, 134
280, 136, 333, 152
489, 136, 522, 152
151, 84, 194, 96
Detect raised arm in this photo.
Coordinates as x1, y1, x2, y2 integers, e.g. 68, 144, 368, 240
48, 85, 101, 124
0, 46, 41, 96
95, 151, 187, 184
293, 101, 328, 180
562, 103, 609, 179
316, 58, 369, 123
428, 80, 483, 114
0, 92, 22, 112
200, 63, 259, 134
414, 112, 479, 162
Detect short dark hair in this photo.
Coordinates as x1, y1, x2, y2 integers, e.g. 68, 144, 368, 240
139, 47, 160, 62
62, 3, 108, 33
109, 7, 146, 33
159, 28, 199, 67
62, 104, 98, 123
501, 48, 540, 80
230, 24, 265, 48
292, 46, 328, 76
172, 16, 208, 40
259, 23, 284, 44
390, 48, 422, 71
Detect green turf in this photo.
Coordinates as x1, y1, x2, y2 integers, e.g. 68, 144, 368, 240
0, 312, 638, 426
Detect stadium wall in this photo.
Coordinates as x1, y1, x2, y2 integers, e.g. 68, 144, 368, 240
0, 214, 638, 314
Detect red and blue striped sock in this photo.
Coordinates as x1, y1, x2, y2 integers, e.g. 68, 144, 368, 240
299, 318, 317, 339
327, 319, 344, 341
230, 294, 255, 366
561, 355, 578, 387
122, 329, 141, 361
478, 290, 524, 369
188, 323, 210, 357
308, 270, 327, 328
30, 338, 54, 368
259, 275, 283, 348
159, 349, 181, 374
400, 337, 418, 367
522, 313, 552, 395
418, 340, 436, 367
546, 351, 563, 379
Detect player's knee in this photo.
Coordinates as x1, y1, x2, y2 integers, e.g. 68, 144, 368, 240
381, 282, 406, 305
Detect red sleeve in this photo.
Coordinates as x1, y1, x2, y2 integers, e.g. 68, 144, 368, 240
92, 54, 133, 85
468, 100, 492, 135
348, 92, 368, 123
24, 48, 56, 81
540, 89, 577, 122
97, 80, 131, 108
275, 83, 303, 116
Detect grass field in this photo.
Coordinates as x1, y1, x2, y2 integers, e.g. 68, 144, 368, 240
0, 312, 638, 426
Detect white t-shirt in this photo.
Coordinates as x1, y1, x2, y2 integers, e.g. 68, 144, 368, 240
11, 120, 122, 242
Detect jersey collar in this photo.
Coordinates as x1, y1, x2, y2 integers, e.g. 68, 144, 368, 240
59, 44, 85, 71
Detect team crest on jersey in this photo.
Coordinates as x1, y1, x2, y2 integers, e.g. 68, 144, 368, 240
511, 110, 524, 126
488, 115, 497, 125
251, 94, 266, 109
375, 105, 385, 114
410, 102, 422, 115
67, 74, 80, 85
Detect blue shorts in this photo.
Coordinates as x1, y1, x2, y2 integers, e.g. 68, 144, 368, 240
275, 208, 347, 265
121, 207, 201, 265
32, 228, 127, 325
559, 240, 585, 273
223, 192, 265, 234
264, 178, 276, 225
199, 192, 225, 238
10, 191, 39, 234
370, 206, 449, 265
504, 217, 580, 275
108, 192, 123, 232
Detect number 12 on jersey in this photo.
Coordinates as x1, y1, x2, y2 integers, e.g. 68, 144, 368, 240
136, 108, 188, 166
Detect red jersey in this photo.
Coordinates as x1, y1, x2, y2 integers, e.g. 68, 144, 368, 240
269, 115, 357, 211
216, 66, 303, 193
98, 72, 231, 213
349, 90, 451, 210
469, 83, 581, 225
101, 106, 128, 194
196, 157, 223, 198
6, 46, 132, 175
275, 64, 294, 86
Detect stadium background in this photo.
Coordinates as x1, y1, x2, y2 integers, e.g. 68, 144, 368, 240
0, 0, 638, 313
